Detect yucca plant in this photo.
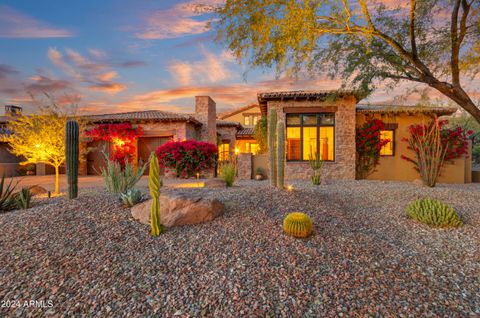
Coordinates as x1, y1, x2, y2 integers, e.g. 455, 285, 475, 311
309, 154, 324, 185
0, 174, 17, 212
15, 187, 32, 210
219, 161, 236, 187
120, 189, 143, 207
100, 152, 147, 194
406, 198, 462, 227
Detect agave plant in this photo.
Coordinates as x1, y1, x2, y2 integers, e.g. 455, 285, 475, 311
15, 187, 32, 210
120, 189, 143, 207
100, 151, 147, 194
0, 174, 18, 212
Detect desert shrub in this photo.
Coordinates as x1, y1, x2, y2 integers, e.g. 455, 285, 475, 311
120, 189, 143, 207
156, 140, 218, 178
15, 187, 32, 210
356, 119, 390, 179
402, 120, 472, 187
0, 174, 17, 212
220, 162, 236, 187
101, 153, 146, 194
406, 198, 462, 227
309, 154, 324, 185
283, 212, 313, 238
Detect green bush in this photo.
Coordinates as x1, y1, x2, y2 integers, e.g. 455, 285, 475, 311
15, 187, 32, 210
406, 198, 462, 227
100, 152, 147, 194
120, 189, 143, 207
220, 162, 236, 187
0, 174, 17, 212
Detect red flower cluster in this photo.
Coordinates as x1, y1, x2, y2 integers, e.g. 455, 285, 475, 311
156, 140, 218, 178
86, 123, 143, 166
356, 119, 390, 178
356, 119, 390, 158
401, 120, 472, 165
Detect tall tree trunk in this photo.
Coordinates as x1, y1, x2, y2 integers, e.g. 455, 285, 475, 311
54, 165, 60, 194
428, 80, 480, 123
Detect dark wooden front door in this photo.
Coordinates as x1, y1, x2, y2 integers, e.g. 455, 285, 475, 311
138, 137, 172, 175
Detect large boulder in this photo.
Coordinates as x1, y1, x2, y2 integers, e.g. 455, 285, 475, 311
131, 192, 224, 227
29, 185, 48, 196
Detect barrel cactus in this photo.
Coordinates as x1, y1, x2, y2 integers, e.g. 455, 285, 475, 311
268, 108, 277, 187
276, 120, 285, 189
65, 120, 79, 199
283, 212, 313, 238
406, 198, 462, 227
149, 152, 163, 236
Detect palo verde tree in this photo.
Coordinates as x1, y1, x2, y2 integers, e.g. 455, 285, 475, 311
7, 106, 70, 194
214, 0, 480, 122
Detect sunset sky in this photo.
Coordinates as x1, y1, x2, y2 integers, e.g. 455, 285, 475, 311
0, 0, 477, 115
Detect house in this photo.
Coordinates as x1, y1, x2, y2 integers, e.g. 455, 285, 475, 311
218, 104, 262, 156
0, 106, 25, 176
257, 90, 472, 183
80, 96, 242, 175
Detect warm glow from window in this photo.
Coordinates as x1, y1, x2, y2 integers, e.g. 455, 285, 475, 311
219, 143, 229, 161
380, 130, 394, 156
251, 143, 259, 155
303, 127, 317, 160
235, 147, 240, 154
287, 127, 301, 160
320, 127, 334, 161
244, 116, 250, 126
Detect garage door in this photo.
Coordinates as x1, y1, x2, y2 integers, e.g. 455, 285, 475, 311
138, 137, 172, 175
87, 140, 111, 175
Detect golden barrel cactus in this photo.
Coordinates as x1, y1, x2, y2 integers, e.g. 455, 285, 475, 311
283, 212, 313, 238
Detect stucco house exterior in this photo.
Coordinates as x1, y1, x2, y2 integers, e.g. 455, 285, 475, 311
258, 90, 472, 183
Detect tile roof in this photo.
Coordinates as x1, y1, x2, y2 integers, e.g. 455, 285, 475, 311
257, 90, 360, 114
84, 110, 202, 125
216, 120, 242, 128
236, 128, 255, 137
356, 105, 457, 116
218, 104, 260, 119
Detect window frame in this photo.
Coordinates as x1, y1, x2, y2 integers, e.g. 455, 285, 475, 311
286, 113, 335, 162
380, 129, 395, 156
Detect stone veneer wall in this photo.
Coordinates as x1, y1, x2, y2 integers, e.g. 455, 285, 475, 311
237, 153, 252, 179
194, 96, 217, 144
217, 126, 237, 156
267, 97, 357, 180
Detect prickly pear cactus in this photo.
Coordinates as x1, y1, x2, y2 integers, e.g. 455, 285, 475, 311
268, 108, 277, 187
149, 152, 163, 236
406, 198, 462, 227
276, 120, 285, 189
65, 120, 79, 199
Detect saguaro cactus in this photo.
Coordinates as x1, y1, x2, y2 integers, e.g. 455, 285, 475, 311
276, 120, 285, 189
149, 152, 163, 236
65, 120, 79, 199
268, 108, 277, 187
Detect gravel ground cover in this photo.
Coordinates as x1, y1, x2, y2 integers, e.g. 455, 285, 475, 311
0, 180, 479, 317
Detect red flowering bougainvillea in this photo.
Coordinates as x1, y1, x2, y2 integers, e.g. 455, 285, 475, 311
356, 118, 390, 179
156, 140, 218, 178
86, 123, 143, 165
401, 119, 472, 169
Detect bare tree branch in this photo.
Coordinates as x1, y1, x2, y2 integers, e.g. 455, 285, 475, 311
410, 0, 418, 60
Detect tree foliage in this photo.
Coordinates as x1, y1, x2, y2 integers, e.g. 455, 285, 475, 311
214, 0, 480, 122
254, 116, 268, 154
7, 106, 68, 194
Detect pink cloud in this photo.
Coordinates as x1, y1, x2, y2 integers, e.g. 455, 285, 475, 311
0, 5, 73, 38
135, 0, 223, 39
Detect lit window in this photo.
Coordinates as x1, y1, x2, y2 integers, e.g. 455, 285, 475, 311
218, 143, 230, 161
286, 113, 335, 161
253, 116, 258, 125
244, 116, 250, 126
251, 143, 259, 155
380, 130, 394, 156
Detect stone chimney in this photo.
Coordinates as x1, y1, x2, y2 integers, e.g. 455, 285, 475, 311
5, 105, 22, 117
195, 96, 217, 144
